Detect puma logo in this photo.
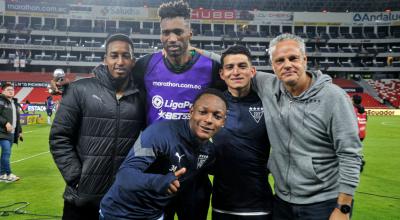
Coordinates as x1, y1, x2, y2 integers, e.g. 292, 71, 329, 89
175, 152, 185, 163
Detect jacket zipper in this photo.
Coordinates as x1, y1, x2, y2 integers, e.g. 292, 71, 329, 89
285, 99, 293, 200
112, 97, 121, 178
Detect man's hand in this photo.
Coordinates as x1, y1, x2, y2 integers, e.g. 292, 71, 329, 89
19, 133, 23, 142
5, 122, 13, 133
167, 167, 186, 195
189, 46, 204, 55
329, 193, 352, 220
329, 208, 350, 220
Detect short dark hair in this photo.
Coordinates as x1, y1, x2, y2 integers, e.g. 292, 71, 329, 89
221, 45, 252, 66
158, 0, 191, 20
105, 33, 134, 55
1, 82, 13, 90
193, 88, 228, 110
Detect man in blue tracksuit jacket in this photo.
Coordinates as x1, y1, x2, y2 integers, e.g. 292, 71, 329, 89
100, 89, 228, 220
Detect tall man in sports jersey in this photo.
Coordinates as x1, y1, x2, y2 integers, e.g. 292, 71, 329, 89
133, 0, 223, 125
132, 1, 223, 219
211, 45, 273, 219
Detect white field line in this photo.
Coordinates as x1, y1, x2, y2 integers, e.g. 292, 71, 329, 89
11, 151, 49, 164
381, 121, 400, 127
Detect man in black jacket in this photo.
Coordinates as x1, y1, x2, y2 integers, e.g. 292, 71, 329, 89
49, 34, 145, 220
0, 82, 23, 183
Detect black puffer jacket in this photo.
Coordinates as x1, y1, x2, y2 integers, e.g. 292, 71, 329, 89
0, 95, 22, 143
49, 65, 145, 208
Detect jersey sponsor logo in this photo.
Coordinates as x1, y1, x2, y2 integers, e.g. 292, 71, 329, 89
165, 100, 192, 110
197, 154, 209, 169
152, 95, 164, 109
249, 107, 264, 123
157, 110, 191, 120
175, 152, 185, 163
152, 95, 193, 110
152, 81, 202, 90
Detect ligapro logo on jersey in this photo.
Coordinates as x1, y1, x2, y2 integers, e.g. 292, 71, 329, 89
152, 95, 193, 120
152, 95, 193, 110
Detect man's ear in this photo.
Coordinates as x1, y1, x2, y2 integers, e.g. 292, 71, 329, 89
219, 69, 225, 80
250, 66, 256, 78
189, 106, 194, 117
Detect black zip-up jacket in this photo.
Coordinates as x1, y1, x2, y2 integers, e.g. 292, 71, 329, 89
0, 95, 22, 143
211, 90, 273, 214
49, 65, 145, 208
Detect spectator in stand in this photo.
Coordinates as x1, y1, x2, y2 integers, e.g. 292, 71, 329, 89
49, 34, 145, 220
353, 94, 367, 172
0, 82, 23, 183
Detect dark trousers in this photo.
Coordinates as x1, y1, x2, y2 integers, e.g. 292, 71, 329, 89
62, 200, 99, 220
213, 211, 272, 220
273, 196, 337, 220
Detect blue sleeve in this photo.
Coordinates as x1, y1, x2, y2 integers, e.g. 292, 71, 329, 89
115, 134, 177, 194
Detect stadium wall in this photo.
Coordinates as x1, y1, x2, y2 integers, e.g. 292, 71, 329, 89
365, 108, 400, 116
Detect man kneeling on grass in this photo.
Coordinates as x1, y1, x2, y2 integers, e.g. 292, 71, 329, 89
100, 88, 228, 220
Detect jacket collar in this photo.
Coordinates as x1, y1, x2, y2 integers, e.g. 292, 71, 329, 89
0, 94, 17, 103
93, 64, 139, 97
224, 88, 259, 103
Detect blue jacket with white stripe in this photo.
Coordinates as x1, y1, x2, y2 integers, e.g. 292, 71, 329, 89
100, 119, 215, 219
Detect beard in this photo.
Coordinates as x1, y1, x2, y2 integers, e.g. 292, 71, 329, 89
107, 71, 129, 90
164, 42, 189, 58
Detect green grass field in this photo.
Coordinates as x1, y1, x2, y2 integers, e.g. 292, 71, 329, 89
0, 116, 399, 220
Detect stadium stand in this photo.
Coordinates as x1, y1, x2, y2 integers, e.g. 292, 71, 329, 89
0, 72, 76, 82
348, 92, 388, 108
0, 0, 399, 108
333, 78, 361, 88
368, 79, 400, 108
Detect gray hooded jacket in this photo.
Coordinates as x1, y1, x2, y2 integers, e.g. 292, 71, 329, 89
253, 70, 362, 204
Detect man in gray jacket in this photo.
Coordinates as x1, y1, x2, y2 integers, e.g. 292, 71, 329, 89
253, 33, 362, 220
